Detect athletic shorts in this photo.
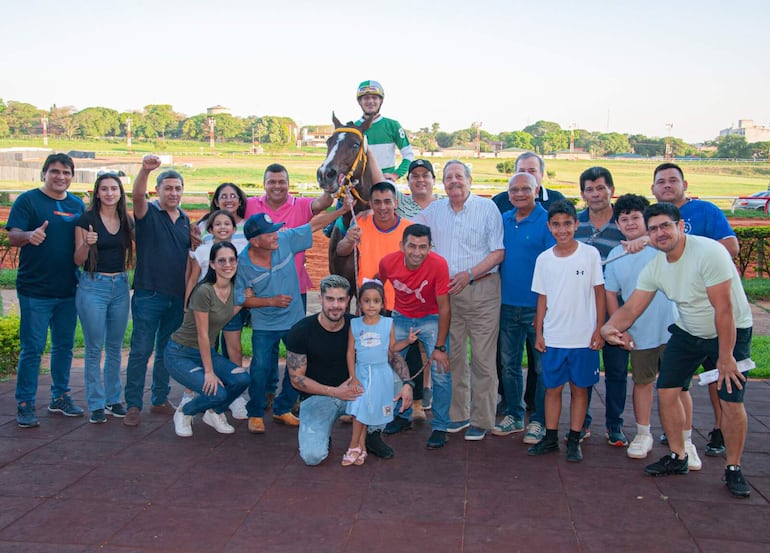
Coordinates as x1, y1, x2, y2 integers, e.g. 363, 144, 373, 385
658, 324, 752, 403
541, 347, 600, 389
630, 344, 665, 385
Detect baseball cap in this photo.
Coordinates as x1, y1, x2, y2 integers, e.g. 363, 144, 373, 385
408, 159, 435, 178
244, 213, 285, 239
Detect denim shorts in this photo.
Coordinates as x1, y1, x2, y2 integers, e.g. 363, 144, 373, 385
222, 309, 250, 332
658, 324, 752, 403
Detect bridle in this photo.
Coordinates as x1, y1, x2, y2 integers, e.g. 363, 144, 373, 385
330, 126, 369, 205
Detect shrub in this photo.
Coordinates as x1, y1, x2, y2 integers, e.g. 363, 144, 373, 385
0, 313, 20, 377
495, 160, 516, 174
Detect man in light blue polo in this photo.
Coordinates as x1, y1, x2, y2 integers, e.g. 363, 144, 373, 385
236, 207, 345, 434
493, 173, 554, 444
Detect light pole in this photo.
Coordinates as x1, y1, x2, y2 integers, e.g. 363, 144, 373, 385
208, 117, 216, 151
41, 116, 48, 146
665, 122, 673, 159
126, 117, 132, 150
569, 122, 576, 153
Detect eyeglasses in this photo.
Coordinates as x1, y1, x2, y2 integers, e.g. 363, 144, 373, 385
215, 257, 237, 266
647, 221, 677, 234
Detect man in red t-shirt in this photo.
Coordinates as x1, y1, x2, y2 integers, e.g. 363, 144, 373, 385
378, 223, 452, 449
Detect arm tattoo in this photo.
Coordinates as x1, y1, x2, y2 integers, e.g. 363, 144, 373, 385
286, 351, 308, 389
388, 350, 411, 382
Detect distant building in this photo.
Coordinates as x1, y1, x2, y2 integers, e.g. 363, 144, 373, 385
719, 120, 770, 143
206, 105, 231, 116
300, 125, 333, 148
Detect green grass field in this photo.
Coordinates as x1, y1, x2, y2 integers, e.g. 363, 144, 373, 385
2, 138, 770, 206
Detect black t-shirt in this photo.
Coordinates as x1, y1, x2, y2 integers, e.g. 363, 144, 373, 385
76, 211, 130, 273
285, 313, 352, 401
133, 201, 190, 298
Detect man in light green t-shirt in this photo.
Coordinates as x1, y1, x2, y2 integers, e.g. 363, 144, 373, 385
601, 202, 753, 498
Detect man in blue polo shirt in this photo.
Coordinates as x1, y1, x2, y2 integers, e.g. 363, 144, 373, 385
493, 173, 554, 444
8, 153, 85, 427
124, 155, 191, 426
236, 206, 347, 435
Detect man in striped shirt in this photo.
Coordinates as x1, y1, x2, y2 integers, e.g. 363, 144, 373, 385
417, 160, 504, 441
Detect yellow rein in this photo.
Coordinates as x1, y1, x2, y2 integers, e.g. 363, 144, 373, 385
331, 126, 368, 204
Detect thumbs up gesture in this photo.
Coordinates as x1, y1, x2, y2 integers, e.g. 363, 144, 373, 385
28, 220, 49, 246
85, 225, 98, 246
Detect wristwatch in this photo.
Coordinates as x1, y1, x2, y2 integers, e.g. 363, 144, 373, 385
434, 344, 447, 352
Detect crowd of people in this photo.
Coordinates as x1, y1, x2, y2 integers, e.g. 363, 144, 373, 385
7, 80, 754, 500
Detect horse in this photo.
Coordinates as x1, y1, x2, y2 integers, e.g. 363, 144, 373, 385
316, 113, 375, 299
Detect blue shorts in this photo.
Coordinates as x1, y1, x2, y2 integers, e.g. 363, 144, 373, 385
223, 309, 250, 332
541, 347, 600, 389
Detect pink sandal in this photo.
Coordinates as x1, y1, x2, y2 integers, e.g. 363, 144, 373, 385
341, 447, 361, 466
354, 450, 368, 466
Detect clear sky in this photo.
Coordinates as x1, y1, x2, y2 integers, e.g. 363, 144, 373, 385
2, 0, 768, 142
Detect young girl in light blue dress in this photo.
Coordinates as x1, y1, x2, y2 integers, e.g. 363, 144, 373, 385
343, 280, 417, 466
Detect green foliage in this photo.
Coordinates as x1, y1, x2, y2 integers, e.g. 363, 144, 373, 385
742, 278, 770, 302
546, 170, 556, 179
734, 227, 770, 277
72, 107, 121, 138
718, 135, 753, 159
0, 313, 20, 377
496, 160, 517, 174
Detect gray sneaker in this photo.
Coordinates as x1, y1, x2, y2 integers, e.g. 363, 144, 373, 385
523, 421, 545, 444
492, 415, 525, 436
48, 395, 84, 417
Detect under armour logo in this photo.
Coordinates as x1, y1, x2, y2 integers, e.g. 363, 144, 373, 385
392, 278, 429, 303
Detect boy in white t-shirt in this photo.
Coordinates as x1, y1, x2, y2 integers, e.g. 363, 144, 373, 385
529, 201, 605, 462
604, 195, 678, 461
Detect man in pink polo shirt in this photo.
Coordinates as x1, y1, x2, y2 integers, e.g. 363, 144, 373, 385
245, 163, 334, 309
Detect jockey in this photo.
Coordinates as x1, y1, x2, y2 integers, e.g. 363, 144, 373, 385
356, 80, 414, 182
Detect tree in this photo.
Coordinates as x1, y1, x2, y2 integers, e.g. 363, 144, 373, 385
498, 130, 534, 150
49, 105, 77, 139
629, 134, 664, 157
137, 104, 184, 139
539, 130, 569, 154
717, 134, 753, 159
3, 101, 42, 135
496, 160, 517, 174
72, 107, 121, 138
435, 131, 453, 148
523, 120, 562, 138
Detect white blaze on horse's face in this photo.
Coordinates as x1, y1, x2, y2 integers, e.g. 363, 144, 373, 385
317, 132, 346, 194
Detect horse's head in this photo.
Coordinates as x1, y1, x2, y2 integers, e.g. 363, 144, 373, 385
316, 112, 373, 195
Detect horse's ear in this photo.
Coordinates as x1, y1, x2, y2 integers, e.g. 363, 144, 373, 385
332, 112, 343, 128
358, 115, 373, 133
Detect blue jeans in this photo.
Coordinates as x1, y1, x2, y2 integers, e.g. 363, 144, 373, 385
124, 290, 184, 410
392, 312, 451, 432
298, 394, 348, 465
76, 273, 130, 411
247, 329, 298, 417
583, 343, 629, 431
15, 294, 77, 405
499, 305, 545, 423
164, 341, 249, 415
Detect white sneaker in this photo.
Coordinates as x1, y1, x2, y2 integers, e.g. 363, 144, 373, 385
203, 409, 235, 434
173, 407, 193, 437
229, 395, 248, 420
685, 440, 702, 470
179, 394, 194, 409
627, 433, 654, 459
523, 421, 545, 444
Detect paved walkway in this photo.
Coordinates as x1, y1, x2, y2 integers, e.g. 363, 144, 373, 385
0, 368, 768, 551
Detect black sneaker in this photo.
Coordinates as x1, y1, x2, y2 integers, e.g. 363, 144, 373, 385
105, 403, 127, 418
383, 416, 412, 435
366, 430, 394, 459
723, 466, 751, 498
644, 453, 689, 476
426, 430, 448, 449
17, 402, 39, 428
566, 439, 583, 462
528, 439, 560, 456
705, 428, 726, 457
89, 409, 107, 424
48, 395, 84, 417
